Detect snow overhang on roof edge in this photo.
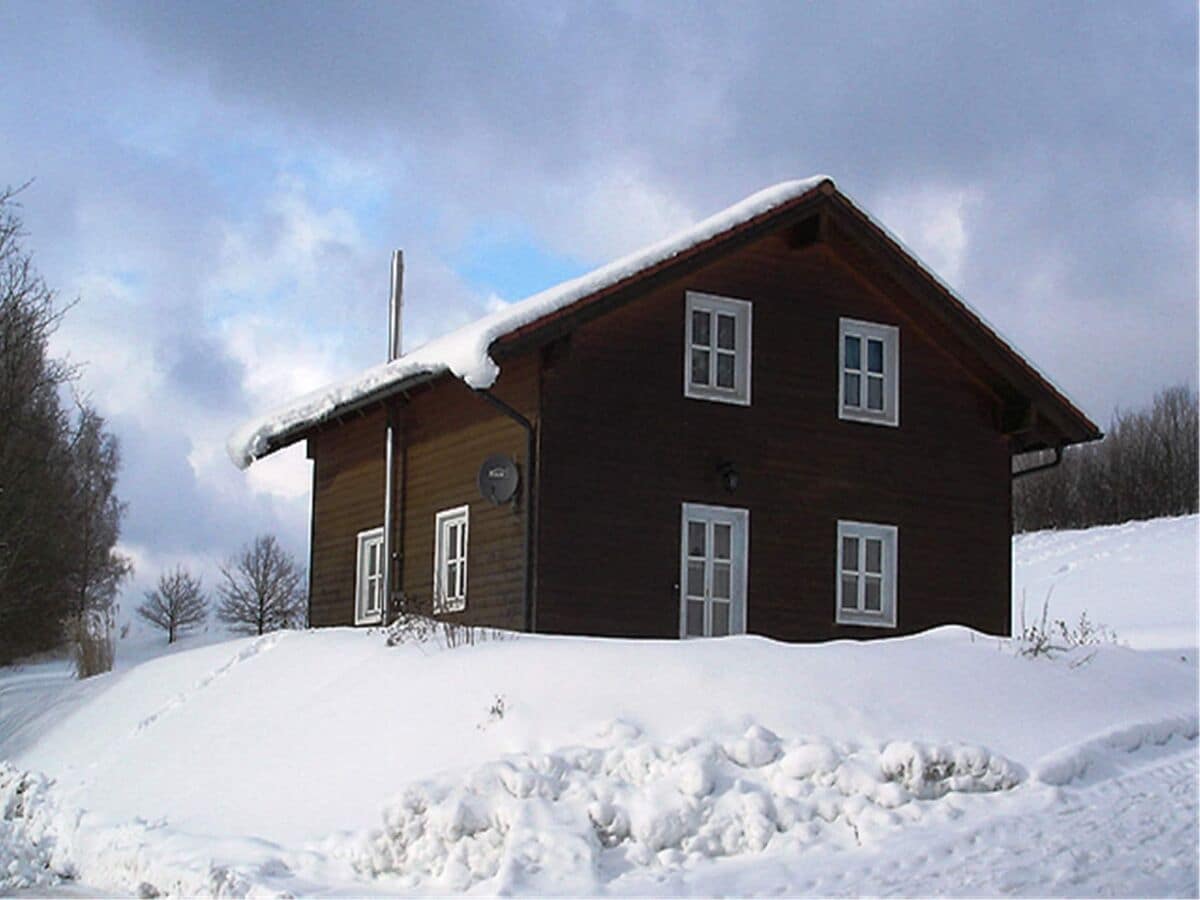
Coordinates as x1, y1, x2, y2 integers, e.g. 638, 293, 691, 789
226, 176, 832, 469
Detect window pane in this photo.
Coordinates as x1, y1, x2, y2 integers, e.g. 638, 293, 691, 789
687, 561, 705, 598
368, 542, 379, 574
864, 577, 882, 611
447, 525, 458, 557
844, 373, 861, 407
446, 562, 458, 595
686, 600, 705, 636
716, 353, 735, 388
844, 335, 861, 371
867, 339, 884, 374
712, 562, 731, 599
841, 575, 859, 609
713, 524, 731, 560
865, 538, 882, 574
688, 520, 706, 556
867, 376, 884, 411
691, 349, 710, 385
367, 581, 378, 612
717, 314, 736, 350
712, 602, 730, 636
842, 536, 858, 571
692, 310, 711, 347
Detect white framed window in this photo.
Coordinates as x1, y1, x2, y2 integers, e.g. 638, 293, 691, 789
354, 526, 385, 625
679, 503, 749, 638
433, 505, 469, 614
839, 318, 899, 426
685, 292, 752, 406
836, 520, 898, 628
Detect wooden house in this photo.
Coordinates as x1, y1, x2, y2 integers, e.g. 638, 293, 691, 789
229, 177, 1100, 641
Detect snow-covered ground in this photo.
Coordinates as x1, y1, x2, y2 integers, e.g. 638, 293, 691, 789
2, 515, 1197, 897
1012, 514, 1198, 650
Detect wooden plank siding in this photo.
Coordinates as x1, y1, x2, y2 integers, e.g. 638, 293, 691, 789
535, 230, 1012, 641
397, 353, 537, 630
306, 353, 538, 630
308, 410, 387, 626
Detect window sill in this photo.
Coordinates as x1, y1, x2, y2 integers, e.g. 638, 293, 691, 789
838, 407, 899, 427
685, 386, 752, 406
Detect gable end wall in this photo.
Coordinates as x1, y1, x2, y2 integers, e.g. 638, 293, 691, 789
536, 231, 1012, 640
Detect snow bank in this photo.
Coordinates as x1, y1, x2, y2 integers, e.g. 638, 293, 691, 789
346, 723, 1020, 892
227, 176, 829, 468
1033, 713, 1199, 786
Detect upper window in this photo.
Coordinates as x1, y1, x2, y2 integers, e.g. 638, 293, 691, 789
355, 526, 384, 625
685, 292, 752, 406
836, 520, 898, 628
839, 318, 899, 426
433, 505, 469, 614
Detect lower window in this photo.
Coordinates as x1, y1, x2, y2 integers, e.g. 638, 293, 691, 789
836, 520, 897, 628
433, 505, 469, 613
354, 526, 384, 625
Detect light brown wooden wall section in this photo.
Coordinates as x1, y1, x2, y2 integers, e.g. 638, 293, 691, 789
308, 354, 538, 629
536, 231, 1012, 641
397, 353, 538, 631
308, 410, 386, 627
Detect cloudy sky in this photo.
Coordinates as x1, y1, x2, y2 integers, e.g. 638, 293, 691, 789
1, 1, 1195, 601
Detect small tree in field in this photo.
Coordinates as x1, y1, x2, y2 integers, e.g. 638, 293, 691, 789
216, 535, 305, 635
137, 566, 207, 643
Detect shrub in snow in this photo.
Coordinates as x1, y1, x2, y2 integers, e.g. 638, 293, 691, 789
1017, 594, 1120, 660
384, 610, 514, 650
879, 741, 1022, 799
348, 724, 1022, 891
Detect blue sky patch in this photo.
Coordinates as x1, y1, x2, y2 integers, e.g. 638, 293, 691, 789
457, 224, 588, 303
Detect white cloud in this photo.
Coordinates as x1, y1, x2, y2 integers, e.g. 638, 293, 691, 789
534, 166, 698, 264
213, 175, 366, 300
875, 182, 982, 289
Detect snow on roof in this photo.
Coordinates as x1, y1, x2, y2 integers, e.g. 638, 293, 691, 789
227, 176, 830, 468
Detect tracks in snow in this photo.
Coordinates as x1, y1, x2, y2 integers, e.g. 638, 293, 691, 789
134, 633, 284, 735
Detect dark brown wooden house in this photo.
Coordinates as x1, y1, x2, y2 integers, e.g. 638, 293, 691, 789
230, 177, 1100, 641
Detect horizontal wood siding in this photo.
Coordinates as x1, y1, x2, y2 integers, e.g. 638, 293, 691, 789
398, 354, 537, 631
537, 233, 1012, 641
308, 410, 387, 627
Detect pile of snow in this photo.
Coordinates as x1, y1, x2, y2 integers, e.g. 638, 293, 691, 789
228, 176, 829, 468
1, 762, 66, 892
1013, 514, 1198, 649
348, 724, 1020, 892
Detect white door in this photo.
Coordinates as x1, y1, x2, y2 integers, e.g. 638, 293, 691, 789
680, 503, 749, 638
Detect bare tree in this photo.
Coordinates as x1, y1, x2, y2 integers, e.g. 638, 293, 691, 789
0, 184, 77, 662
0, 186, 132, 666
1014, 383, 1199, 532
137, 566, 208, 644
216, 535, 305, 635
63, 404, 132, 674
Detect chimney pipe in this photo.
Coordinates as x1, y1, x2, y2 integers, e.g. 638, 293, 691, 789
382, 249, 404, 628
388, 249, 404, 362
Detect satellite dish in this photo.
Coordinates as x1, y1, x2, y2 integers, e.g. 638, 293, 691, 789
478, 453, 519, 505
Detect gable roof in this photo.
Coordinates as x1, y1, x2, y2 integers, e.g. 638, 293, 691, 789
228, 176, 1099, 469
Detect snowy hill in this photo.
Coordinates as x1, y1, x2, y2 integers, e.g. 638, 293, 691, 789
1012, 514, 1198, 649
1, 516, 1197, 897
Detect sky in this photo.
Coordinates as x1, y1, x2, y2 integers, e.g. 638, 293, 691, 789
0, 1, 1195, 605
